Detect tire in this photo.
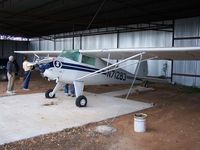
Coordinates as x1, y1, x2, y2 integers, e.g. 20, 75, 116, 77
76, 95, 87, 107
45, 89, 55, 98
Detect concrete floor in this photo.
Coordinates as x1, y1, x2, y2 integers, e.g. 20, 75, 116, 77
0, 91, 152, 145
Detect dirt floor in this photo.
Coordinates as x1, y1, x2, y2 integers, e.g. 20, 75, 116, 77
0, 72, 200, 150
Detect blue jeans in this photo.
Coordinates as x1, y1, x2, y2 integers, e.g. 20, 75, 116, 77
23, 71, 31, 89
64, 84, 75, 95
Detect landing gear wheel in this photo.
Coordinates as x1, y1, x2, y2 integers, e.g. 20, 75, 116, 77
76, 95, 87, 107
45, 89, 55, 98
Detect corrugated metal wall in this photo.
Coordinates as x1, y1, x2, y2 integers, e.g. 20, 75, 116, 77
173, 17, 200, 87
119, 31, 172, 76
29, 38, 54, 50
29, 17, 200, 87
82, 34, 117, 49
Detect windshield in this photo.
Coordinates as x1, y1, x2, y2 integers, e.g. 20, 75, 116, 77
59, 49, 96, 66
59, 50, 80, 62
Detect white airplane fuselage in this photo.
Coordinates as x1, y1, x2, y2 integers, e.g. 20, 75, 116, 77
43, 57, 135, 85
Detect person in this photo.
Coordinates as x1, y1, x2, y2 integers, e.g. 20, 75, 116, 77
6, 55, 16, 95
64, 84, 75, 97
22, 56, 32, 90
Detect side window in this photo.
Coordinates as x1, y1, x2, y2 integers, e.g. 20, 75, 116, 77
82, 55, 95, 66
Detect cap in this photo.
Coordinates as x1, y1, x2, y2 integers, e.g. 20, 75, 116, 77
9, 55, 14, 61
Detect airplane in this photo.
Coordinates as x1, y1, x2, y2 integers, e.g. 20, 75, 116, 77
15, 47, 200, 107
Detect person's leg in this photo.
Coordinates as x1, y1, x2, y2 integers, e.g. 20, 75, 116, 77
68, 84, 72, 95
23, 72, 27, 89
26, 72, 31, 89
70, 84, 75, 97
64, 84, 69, 95
10, 74, 15, 91
23, 71, 30, 89
7, 73, 12, 92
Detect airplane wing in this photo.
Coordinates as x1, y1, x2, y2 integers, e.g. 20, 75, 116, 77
80, 47, 200, 60
14, 50, 62, 57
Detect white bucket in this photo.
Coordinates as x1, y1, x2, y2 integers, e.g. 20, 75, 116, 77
134, 113, 147, 132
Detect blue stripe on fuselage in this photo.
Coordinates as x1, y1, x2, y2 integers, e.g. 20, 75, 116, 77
61, 62, 98, 71
61, 65, 95, 73
48, 61, 102, 73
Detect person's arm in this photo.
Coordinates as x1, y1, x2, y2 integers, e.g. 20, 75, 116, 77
27, 61, 34, 70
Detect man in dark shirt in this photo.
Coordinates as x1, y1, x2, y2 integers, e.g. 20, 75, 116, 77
6, 55, 16, 95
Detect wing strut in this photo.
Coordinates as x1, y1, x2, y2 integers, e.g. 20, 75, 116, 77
107, 53, 111, 67
125, 53, 143, 99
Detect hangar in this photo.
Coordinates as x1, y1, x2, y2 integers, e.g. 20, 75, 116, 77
0, 0, 200, 149
0, 0, 200, 86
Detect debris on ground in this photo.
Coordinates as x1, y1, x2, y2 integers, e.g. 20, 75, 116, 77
43, 101, 57, 106
95, 125, 117, 135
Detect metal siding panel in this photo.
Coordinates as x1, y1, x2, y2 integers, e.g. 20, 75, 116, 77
173, 17, 200, 87
82, 34, 117, 49
74, 37, 80, 49
185, 61, 197, 74
119, 31, 172, 48
174, 39, 198, 47
147, 60, 160, 76
195, 78, 200, 87
173, 75, 184, 85
173, 76, 195, 86
63, 38, 73, 50
184, 76, 196, 86
55, 38, 73, 50
55, 39, 62, 50
173, 60, 184, 73
40, 40, 54, 51
119, 31, 172, 75
175, 17, 200, 37
196, 61, 200, 75
29, 39, 39, 50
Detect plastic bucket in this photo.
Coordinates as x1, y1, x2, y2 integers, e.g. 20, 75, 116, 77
134, 113, 147, 132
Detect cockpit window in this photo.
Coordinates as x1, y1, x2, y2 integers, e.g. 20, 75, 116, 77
59, 50, 80, 62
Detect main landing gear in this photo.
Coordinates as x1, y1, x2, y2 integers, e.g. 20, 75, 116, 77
75, 95, 87, 107
74, 80, 87, 107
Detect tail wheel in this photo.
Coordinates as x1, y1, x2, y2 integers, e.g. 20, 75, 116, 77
45, 89, 55, 98
76, 95, 87, 107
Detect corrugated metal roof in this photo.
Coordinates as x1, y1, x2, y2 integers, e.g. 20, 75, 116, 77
0, 0, 200, 37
